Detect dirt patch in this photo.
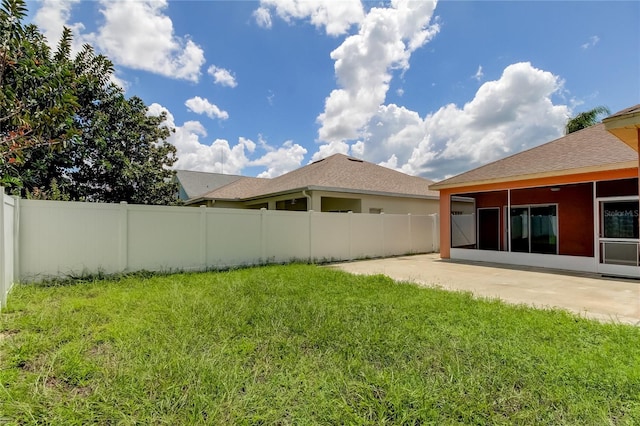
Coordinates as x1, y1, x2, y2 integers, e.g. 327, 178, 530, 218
0, 329, 19, 340
44, 376, 92, 397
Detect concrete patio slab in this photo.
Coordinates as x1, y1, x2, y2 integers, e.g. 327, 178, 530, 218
328, 253, 640, 325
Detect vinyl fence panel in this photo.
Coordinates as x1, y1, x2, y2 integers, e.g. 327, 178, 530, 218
14, 199, 439, 282
350, 213, 385, 259
127, 204, 202, 272
1, 189, 17, 309
384, 214, 411, 256
264, 210, 310, 263
19, 200, 121, 281
311, 211, 351, 261
206, 208, 262, 267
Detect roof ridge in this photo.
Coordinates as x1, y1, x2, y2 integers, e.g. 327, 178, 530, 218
176, 169, 246, 179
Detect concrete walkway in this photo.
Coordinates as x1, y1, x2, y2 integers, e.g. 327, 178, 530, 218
328, 253, 640, 325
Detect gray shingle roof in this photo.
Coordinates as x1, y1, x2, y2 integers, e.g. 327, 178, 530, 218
193, 154, 438, 202
175, 170, 245, 199
430, 123, 637, 190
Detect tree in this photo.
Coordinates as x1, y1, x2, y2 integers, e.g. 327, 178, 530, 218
565, 106, 611, 134
67, 79, 178, 204
0, 0, 78, 188
0, 0, 179, 204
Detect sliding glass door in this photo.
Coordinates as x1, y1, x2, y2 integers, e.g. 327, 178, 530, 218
510, 205, 558, 254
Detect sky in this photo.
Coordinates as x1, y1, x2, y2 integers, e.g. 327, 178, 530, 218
28, 0, 640, 182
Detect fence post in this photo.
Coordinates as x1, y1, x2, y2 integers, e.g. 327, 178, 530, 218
348, 211, 353, 260
0, 187, 6, 308
308, 210, 314, 263
119, 202, 128, 272
408, 214, 413, 254
12, 196, 19, 284
260, 208, 267, 263
380, 212, 385, 257
200, 205, 207, 270
431, 213, 439, 253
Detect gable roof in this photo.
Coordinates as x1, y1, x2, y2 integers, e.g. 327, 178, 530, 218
430, 123, 638, 190
603, 104, 640, 151
175, 170, 244, 199
188, 154, 438, 203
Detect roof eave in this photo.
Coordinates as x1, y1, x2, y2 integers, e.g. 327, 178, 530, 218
429, 161, 637, 191
603, 111, 640, 151
184, 196, 205, 205
304, 185, 439, 200
200, 185, 439, 202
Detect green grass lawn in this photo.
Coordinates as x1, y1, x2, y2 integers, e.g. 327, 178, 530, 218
1, 265, 639, 424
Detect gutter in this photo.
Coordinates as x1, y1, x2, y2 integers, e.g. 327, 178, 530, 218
302, 190, 312, 210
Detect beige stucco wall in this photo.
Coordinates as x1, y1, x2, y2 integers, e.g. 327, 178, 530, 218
312, 190, 439, 215
451, 197, 475, 215
193, 190, 455, 215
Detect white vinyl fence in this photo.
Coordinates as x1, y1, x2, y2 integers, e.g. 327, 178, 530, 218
0, 188, 18, 309
14, 198, 439, 284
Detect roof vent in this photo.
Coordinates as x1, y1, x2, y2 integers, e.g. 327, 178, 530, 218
311, 158, 326, 164
347, 157, 363, 163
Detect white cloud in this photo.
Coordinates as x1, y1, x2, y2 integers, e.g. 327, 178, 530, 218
317, 0, 439, 143
251, 140, 308, 178
33, 0, 205, 82
309, 140, 350, 162
80, 0, 205, 82
473, 65, 484, 81
253, 6, 273, 29
581, 35, 600, 50
149, 103, 305, 177
255, 0, 365, 36
317, 62, 571, 181
33, 0, 85, 52
207, 65, 238, 88
33, 0, 134, 88
109, 73, 129, 90
185, 96, 229, 120
94, 0, 205, 82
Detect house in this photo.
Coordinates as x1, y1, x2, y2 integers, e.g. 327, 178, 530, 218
430, 105, 640, 278
175, 170, 244, 201
182, 153, 460, 215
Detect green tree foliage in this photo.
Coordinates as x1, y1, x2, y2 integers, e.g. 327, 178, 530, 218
68, 78, 178, 204
0, 0, 78, 187
565, 105, 611, 134
0, 0, 179, 205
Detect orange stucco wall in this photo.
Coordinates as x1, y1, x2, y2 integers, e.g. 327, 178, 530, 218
439, 192, 451, 258
438, 168, 638, 258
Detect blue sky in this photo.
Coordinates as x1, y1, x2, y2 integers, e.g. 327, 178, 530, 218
29, 0, 640, 181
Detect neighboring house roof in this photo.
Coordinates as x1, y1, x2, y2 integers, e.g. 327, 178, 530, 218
200, 175, 271, 200
175, 170, 244, 199
188, 153, 438, 204
430, 123, 638, 190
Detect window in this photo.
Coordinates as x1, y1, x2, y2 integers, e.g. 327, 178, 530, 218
510, 205, 558, 254
602, 201, 639, 239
